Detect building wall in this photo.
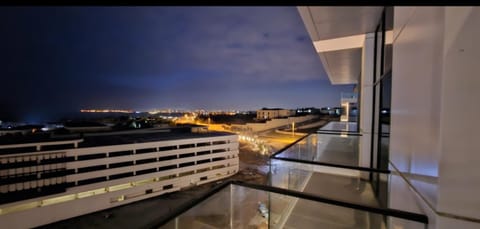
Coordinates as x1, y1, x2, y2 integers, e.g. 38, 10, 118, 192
391, 6, 443, 208
390, 6, 480, 227
278, 109, 294, 117
232, 115, 317, 133
0, 134, 239, 228
437, 7, 480, 221
256, 109, 292, 120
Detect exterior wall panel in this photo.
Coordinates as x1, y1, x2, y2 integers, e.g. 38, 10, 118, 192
0, 132, 239, 228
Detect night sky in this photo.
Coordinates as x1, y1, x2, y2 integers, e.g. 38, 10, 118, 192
0, 7, 353, 123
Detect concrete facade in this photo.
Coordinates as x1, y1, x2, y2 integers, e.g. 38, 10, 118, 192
231, 115, 317, 133
298, 6, 480, 228
256, 109, 294, 120
390, 7, 480, 228
0, 130, 239, 228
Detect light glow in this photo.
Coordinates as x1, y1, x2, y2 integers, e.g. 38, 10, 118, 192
80, 109, 133, 113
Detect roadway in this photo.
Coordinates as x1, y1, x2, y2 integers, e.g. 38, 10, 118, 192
175, 117, 329, 155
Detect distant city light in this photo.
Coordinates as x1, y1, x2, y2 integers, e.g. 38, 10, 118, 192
80, 109, 133, 113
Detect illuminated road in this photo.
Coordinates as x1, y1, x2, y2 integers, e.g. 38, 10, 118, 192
175, 118, 305, 154
258, 129, 301, 143
174, 117, 329, 157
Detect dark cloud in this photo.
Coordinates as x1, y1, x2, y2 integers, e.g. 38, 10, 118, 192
0, 7, 353, 122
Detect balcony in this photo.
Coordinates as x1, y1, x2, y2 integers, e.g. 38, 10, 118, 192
272, 131, 361, 169
319, 121, 358, 133
154, 121, 428, 229
156, 181, 426, 229
341, 92, 358, 103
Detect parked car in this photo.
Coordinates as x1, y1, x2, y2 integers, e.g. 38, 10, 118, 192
258, 201, 269, 219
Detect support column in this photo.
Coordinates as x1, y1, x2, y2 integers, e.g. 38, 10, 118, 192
359, 32, 375, 169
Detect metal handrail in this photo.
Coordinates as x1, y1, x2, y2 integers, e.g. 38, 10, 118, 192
150, 180, 428, 228
269, 132, 389, 174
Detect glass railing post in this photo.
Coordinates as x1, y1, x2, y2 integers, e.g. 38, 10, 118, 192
229, 184, 233, 229
268, 154, 272, 229
267, 189, 272, 229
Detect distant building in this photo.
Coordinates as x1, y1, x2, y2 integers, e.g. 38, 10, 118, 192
0, 124, 45, 136
320, 107, 338, 115
295, 107, 320, 115
63, 121, 111, 133
256, 108, 294, 120
340, 92, 358, 122
0, 127, 239, 228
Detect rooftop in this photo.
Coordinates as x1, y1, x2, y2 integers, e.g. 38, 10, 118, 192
78, 129, 234, 148
0, 133, 79, 146
64, 121, 106, 128
259, 108, 288, 111
0, 127, 235, 154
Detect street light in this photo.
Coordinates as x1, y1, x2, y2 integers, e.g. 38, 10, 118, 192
292, 122, 295, 137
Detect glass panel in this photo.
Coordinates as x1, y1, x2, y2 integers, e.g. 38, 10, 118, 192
318, 121, 358, 133
384, 44, 393, 74
372, 8, 389, 172
231, 185, 269, 228
339, 92, 359, 125
372, 79, 381, 170
374, 17, 384, 82
174, 186, 231, 228
371, 7, 394, 172
270, 159, 425, 216
158, 184, 426, 229
274, 133, 360, 168
274, 179, 427, 229
378, 71, 392, 170
270, 191, 424, 229
270, 159, 386, 207
384, 6, 394, 73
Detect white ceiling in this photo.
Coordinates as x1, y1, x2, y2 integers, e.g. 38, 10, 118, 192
323, 48, 362, 84
298, 6, 383, 85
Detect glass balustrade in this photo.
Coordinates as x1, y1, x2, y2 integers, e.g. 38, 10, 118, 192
158, 182, 427, 229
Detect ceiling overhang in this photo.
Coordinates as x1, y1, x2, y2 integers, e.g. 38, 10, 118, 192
297, 6, 385, 85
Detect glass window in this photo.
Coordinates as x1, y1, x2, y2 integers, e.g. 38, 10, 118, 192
372, 7, 393, 173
